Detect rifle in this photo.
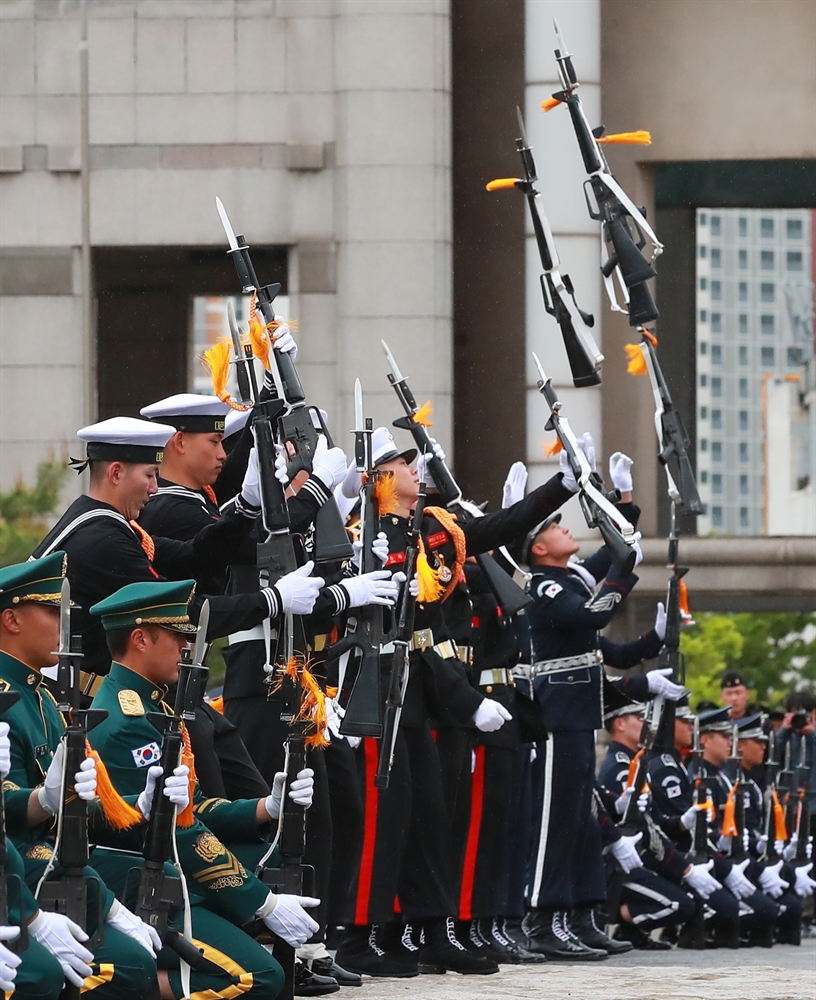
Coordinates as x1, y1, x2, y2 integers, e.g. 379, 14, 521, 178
791, 733, 811, 867
37, 577, 107, 982
325, 380, 390, 738
724, 723, 747, 863
382, 341, 532, 617
761, 730, 787, 864
629, 331, 703, 514
531, 353, 637, 574
0, 690, 27, 954
547, 20, 663, 328
216, 197, 353, 564
683, 715, 711, 949
653, 504, 689, 752
129, 602, 211, 971
487, 108, 603, 388
618, 699, 663, 835
375, 475, 427, 788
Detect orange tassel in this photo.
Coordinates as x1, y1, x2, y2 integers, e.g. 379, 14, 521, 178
268, 656, 330, 750
541, 97, 562, 112
85, 743, 143, 830
679, 578, 691, 618
374, 472, 399, 516
486, 178, 521, 191
641, 328, 659, 347
626, 748, 644, 790
597, 130, 652, 145
208, 695, 225, 715
202, 341, 250, 412
177, 728, 196, 829
413, 400, 434, 427
771, 788, 787, 842
248, 315, 273, 371
544, 438, 563, 457
625, 343, 648, 376
721, 781, 739, 838
416, 546, 444, 604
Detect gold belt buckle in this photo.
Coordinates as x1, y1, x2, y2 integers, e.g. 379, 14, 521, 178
457, 645, 472, 665
434, 640, 456, 659
413, 628, 433, 651
491, 668, 505, 685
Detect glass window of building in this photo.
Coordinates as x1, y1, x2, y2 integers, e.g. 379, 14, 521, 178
738, 217, 748, 238
739, 346, 748, 365
760, 282, 775, 302
711, 313, 722, 333
760, 250, 774, 270
739, 410, 749, 430
787, 219, 803, 239
739, 377, 748, 397
711, 216, 722, 236
739, 249, 748, 269
700, 438, 708, 451
699, 245, 707, 259
712, 377, 722, 397
701, 373, 708, 387
788, 347, 804, 367
740, 474, 749, 494
761, 314, 775, 335
712, 344, 722, 364
700, 341, 708, 355
712, 409, 722, 429
711, 280, 722, 300
700, 309, 707, 323
712, 473, 722, 494
700, 405, 708, 419
761, 346, 775, 366
787, 251, 803, 271
700, 276, 708, 291
739, 282, 748, 301
740, 507, 749, 527
711, 248, 722, 267
740, 442, 749, 461
712, 441, 722, 461
712, 506, 723, 527
739, 314, 749, 334
760, 218, 774, 238
700, 470, 708, 484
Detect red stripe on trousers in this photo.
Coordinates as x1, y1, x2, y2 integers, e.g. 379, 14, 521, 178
458, 745, 485, 921
354, 737, 380, 925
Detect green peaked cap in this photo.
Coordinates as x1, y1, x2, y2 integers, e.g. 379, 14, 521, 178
90, 579, 198, 633
0, 552, 67, 611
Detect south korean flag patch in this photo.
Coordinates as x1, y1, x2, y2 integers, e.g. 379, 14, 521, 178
131, 742, 162, 768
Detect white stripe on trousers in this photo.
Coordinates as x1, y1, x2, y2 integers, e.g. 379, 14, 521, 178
529, 733, 555, 909
622, 877, 679, 925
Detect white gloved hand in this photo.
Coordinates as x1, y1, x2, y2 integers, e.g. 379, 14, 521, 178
653, 603, 668, 642
794, 862, 816, 898
637, 790, 650, 813
30, 910, 94, 988
272, 319, 298, 361
611, 832, 643, 873
502, 462, 528, 509
716, 833, 732, 852
312, 446, 348, 492
257, 892, 320, 949
351, 531, 389, 569
472, 699, 512, 733
608, 451, 634, 493
341, 570, 399, 608
559, 450, 579, 493
614, 784, 636, 817
631, 531, 644, 568
579, 432, 596, 471
782, 834, 798, 862
529, 747, 537, 763
725, 858, 755, 899
266, 768, 315, 819
38, 744, 97, 815
680, 800, 712, 832
274, 562, 324, 615
73, 757, 97, 802
241, 447, 261, 507
646, 666, 684, 700
106, 900, 161, 957
0, 928, 21, 993
758, 859, 787, 899
682, 860, 721, 899
273, 444, 289, 486
415, 453, 437, 489
0, 722, 10, 779
408, 575, 419, 599
137, 764, 190, 820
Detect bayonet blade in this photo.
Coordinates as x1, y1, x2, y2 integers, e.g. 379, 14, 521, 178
191, 600, 210, 667
58, 577, 71, 656
215, 196, 239, 252
381, 340, 405, 383
516, 106, 529, 147
531, 351, 548, 386
553, 18, 570, 59
354, 379, 364, 432
227, 300, 242, 354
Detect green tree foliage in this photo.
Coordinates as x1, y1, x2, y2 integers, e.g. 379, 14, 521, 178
681, 612, 816, 709
0, 460, 70, 567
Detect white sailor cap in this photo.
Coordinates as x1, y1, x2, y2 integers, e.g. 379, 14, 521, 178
341, 426, 417, 498
75, 416, 175, 467
224, 407, 251, 440
140, 393, 230, 433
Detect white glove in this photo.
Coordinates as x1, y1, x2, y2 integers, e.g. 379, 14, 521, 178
579, 432, 596, 471
38, 744, 97, 816
472, 699, 512, 733
471, 750, 477, 774
716, 833, 732, 852
30, 910, 94, 988
725, 858, 754, 899
266, 768, 315, 819
611, 832, 643, 873
645, 666, 684, 700
614, 784, 636, 817
351, 531, 389, 569
312, 445, 348, 492
415, 454, 436, 489
653, 603, 667, 642
106, 900, 162, 957
257, 892, 320, 949
137, 764, 190, 820
502, 462, 528, 509
559, 450, 579, 493
680, 800, 712, 831
0, 722, 10, 778
0, 928, 21, 993
340, 570, 399, 608
272, 319, 298, 361
637, 790, 649, 813
274, 562, 324, 615
241, 447, 261, 507
273, 444, 289, 486
794, 862, 816, 898
758, 859, 787, 899
408, 575, 419, 599
608, 451, 634, 493
631, 530, 644, 568
682, 860, 721, 899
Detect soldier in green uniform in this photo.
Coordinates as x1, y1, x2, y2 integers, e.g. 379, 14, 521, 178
0, 553, 161, 1000
87, 579, 320, 1000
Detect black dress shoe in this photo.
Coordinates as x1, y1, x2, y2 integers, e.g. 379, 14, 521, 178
335, 924, 418, 978
311, 957, 362, 986
526, 908, 608, 961
614, 923, 672, 951
570, 905, 634, 955
294, 962, 339, 996
479, 919, 547, 964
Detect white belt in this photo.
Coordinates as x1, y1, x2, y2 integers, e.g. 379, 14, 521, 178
531, 650, 603, 677
479, 667, 514, 687
227, 626, 277, 645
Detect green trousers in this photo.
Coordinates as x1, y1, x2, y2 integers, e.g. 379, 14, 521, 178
7, 937, 64, 1000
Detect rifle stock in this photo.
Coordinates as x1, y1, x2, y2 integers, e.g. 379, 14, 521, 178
0, 691, 26, 954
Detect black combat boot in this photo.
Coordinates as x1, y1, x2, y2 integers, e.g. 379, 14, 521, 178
462, 920, 504, 964
570, 904, 634, 954
334, 924, 418, 977
418, 917, 499, 974
613, 921, 672, 951
710, 920, 740, 950
525, 907, 608, 960
477, 918, 547, 964
378, 921, 420, 975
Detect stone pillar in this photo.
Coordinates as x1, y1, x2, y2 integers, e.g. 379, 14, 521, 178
524, 0, 602, 537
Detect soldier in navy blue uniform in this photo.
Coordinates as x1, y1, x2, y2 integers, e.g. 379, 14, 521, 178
522, 448, 676, 959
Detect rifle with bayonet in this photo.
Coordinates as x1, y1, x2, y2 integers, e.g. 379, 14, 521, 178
128, 601, 211, 972
325, 381, 391, 738
37, 578, 107, 986
375, 473, 427, 787
618, 699, 663, 835
653, 504, 689, 751
790, 733, 811, 867
531, 353, 637, 574
216, 197, 353, 564
487, 108, 603, 387
682, 715, 711, 949
381, 341, 532, 617
546, 20, 662, 328
724, 723, 747, 863
0, 690, 27, 954
761, 730, 787, 864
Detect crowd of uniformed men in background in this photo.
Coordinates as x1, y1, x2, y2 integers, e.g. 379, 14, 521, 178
0, 318, 814, 1000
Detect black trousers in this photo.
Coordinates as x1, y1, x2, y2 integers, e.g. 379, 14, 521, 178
324, 737, 364, 930
345, 725, 456, 925
528, 729, 606, 909
618, 867, 696, 929
504, 745, 535, 919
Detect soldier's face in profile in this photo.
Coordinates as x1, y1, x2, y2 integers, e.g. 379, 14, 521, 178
531, 523, 580, 563
0, 603, 60, 670
674, 717, 693, 750
379, 456, 419, 503
173, 432, 226, 488
617, 711, 644, 745
739, 738, 765, 770
701, 731, 731, 765
114, 463, 160, 520
138, 626, 190, 687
